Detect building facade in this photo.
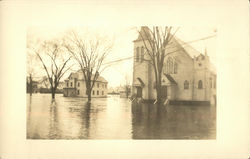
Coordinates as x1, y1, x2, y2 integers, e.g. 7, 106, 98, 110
63, 70, 108, 98
132, 27, 216, 104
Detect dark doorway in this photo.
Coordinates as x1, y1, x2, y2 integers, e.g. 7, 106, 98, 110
136, 87, 142, 98
160, 86, 168, 99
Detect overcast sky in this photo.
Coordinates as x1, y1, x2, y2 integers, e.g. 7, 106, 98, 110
27, 26, 217, 87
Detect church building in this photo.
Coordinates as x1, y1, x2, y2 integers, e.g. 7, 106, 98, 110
132, 27, 216, 105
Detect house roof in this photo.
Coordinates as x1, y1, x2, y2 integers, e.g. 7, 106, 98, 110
65, 70, 108, 83
95, 76, 108, 83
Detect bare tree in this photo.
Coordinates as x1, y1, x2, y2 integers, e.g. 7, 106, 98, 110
27, 38, 73, 99
64, 30, 113, 102
26, 53, 37, 96
138, 26, 179, 103
124, 74, 131, 98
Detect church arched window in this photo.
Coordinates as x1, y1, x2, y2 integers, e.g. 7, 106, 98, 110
198, 80, 203, 89
174, 62, 178, 74
141, 46, 144, 62
136, 47, 140, 62
184, 80, 189, 89
167, 57, 173, 73
169, 58, 173, 73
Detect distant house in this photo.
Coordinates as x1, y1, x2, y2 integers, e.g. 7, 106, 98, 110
37, 77, 63, 94
63, 70, 108, 98
37, 76, 50, 89
119, 86, 131, 98
132, 27, 216, 104
107, 87, 120, 95
26, 77, 39, 93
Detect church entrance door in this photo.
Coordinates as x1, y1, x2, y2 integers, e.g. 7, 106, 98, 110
136, 87, 142, 98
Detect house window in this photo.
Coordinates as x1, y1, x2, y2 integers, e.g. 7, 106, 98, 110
77, 90, 80, 95
141, 46, 144, 62
214, 80, 216, 89
92, 90, 95, 95
97, 83, 99, 88
198, 80, 203, 89
136, 47, 140, 62
210, 78, 212, 88
184, 80, 189, 89
105, 84, 107, 88
102, 91, 104, 95
97, 90, 99, 95
78, 82, 80, 87
199, 63, 202, 67
174, 62, 178, 74
66, 82, 68, 87
70, 82, 72, 87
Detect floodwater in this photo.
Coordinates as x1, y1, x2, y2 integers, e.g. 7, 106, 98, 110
27, 94, 216, 139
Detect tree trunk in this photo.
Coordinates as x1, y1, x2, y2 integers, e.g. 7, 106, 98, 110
51, 87, 55, 99
156, 84, 162, 103
87, 93, 91, 102
155, 71, 163, 103
156, 76, 162, 103
86, 85, 92, 102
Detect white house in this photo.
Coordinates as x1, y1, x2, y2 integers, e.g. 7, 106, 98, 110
63, 70, 108, 98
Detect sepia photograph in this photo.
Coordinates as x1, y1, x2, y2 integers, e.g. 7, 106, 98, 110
26, 26, 217, 139
1, 0, 249, 158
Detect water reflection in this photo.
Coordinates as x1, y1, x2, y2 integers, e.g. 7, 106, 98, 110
48, 101, 60, 139
77, 102, 91, 139
131, 102, 216, 139
27, 94, 216, 139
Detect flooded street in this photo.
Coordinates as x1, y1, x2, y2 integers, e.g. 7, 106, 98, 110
27, 94, 216, 139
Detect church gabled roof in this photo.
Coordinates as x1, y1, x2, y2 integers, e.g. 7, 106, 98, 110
134, 26, 203, 58
169, 36, 202, 59
134, 26, 216, 74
